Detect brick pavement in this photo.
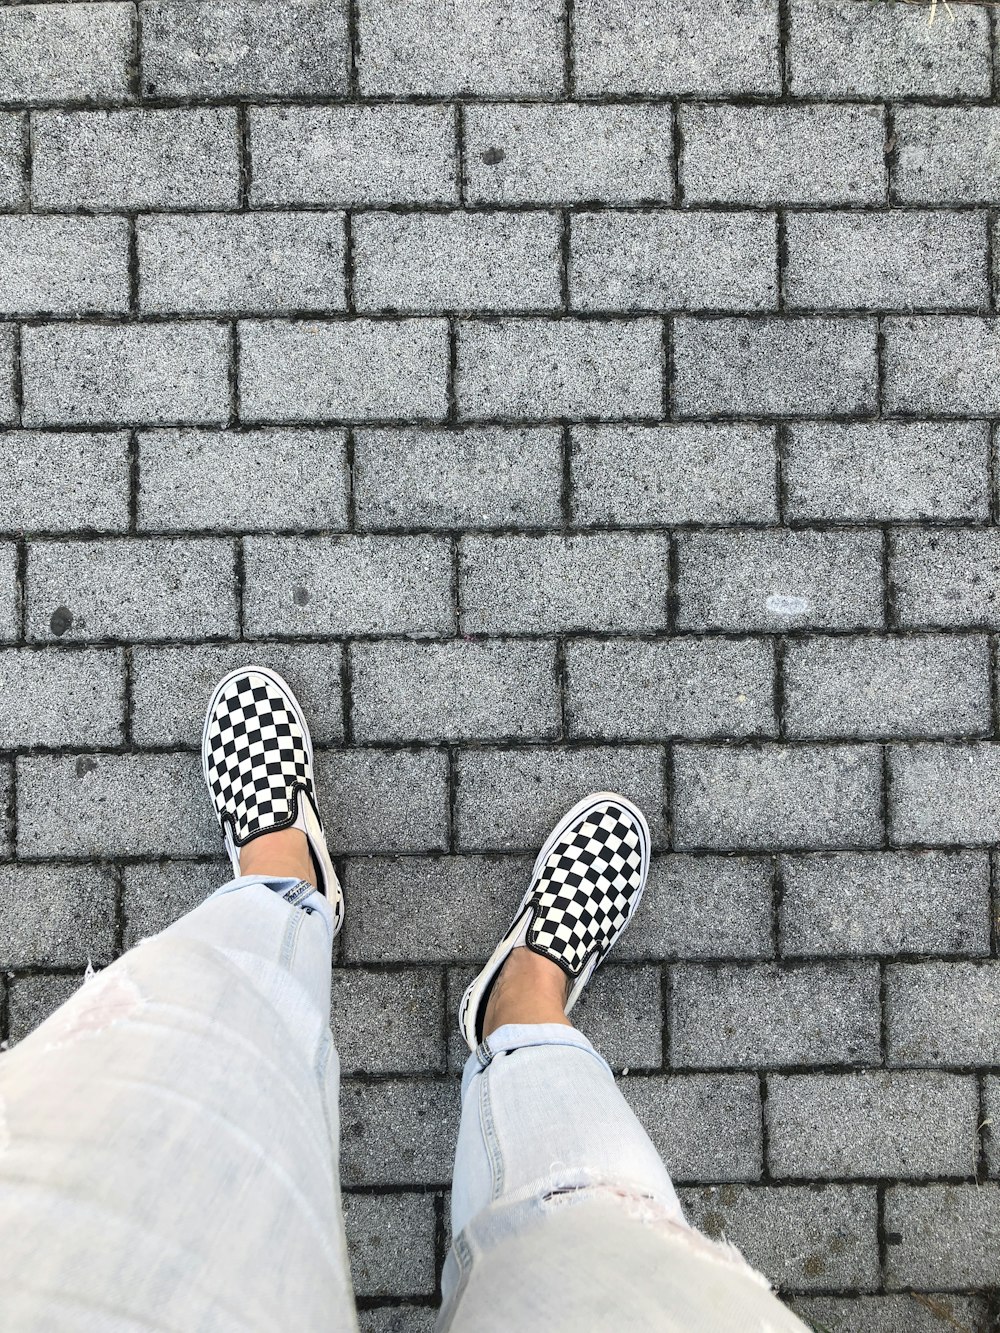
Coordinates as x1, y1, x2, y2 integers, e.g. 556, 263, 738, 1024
0, 1, 999, 1329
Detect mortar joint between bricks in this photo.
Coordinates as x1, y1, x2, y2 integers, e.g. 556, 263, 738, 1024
563, 0, 575, 97
126, 217, 139, 318
344, 211, 356, 313
130, 0, 143, 100
455, 103, 466, 208
237, 105, 251, 210
770, 854, 784, 960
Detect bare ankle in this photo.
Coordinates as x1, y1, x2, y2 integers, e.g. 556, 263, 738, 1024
482, 947, 572, 1039
239, 827, 317, 888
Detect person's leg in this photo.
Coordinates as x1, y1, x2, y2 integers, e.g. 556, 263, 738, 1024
440, 794, 807, 1332
0, 667, 358, 1332
450, 946, 683, 1240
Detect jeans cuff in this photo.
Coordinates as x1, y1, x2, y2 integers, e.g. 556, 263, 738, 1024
210, 874, 335, 937
463, 1022, 613, 1095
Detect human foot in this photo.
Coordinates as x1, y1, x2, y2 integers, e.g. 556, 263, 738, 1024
460, 793, 651, 1050
202, 666, 344, 933
482, 946, 571, 1037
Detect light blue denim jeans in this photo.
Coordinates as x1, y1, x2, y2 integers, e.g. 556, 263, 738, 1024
0, 875, 806, 1332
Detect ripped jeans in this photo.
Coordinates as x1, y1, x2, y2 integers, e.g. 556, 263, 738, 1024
0, 873, 805, 1332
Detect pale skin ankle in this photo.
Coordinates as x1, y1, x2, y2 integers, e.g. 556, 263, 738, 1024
482, 946, 572, 1039
239, 827, 317, 889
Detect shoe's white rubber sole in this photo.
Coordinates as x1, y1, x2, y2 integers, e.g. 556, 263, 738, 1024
458, 791, 651, 1052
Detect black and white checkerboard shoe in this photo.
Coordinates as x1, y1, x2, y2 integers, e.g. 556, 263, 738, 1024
459, 792, 650, 1050
201, 665, 343, 933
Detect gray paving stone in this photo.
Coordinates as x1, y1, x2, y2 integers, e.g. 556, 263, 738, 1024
141, 0, 349, 97
676, 530, 883, 632
239, 319, 448, 423
564, 637, 776, 740
893, 529, 1000, 629
572, 964, 663, 1072
670, 962, 880, 1069
894, 107, 1000, 205
131, 643, 344, 747
884, 1185, 1000, 1289
342, 855, 528, 963
680, 1183, 879, 1292
0, 326, 18, 427
354, 211, 561, 314
0, 431, 130, 534
0, 216, 129, 316
138, 213, 346, 315
0, 112, 25, 208
674, 743, 883, 853
243, 535, 453, 637
16, 752, 217, 858
249, 105, 458, 208
616, 855, 774, 962
343, 1192, 437, 1299
340, 1078, 459, 1186
790, 1294, 991, 1333
767, 1072, 978, 1179
784, 422, 990, 523
353, 426, 562, 531
454, 746, 665, 850
982, 1077, 1000, 1175
673, 317, 877, 418
624, 1073, 763, 1182
0, 3, 134, 106
784, 635, 991, 740
460, 533, 669, 633
357, 0, 562, 95
464, 104, 675, 206
570, 211, 777, 313
788, 0, 991, 98
0, 863, 116, 967
313, 749, 449, 854
681, 104, 886, 206
32, 108, 238, 210
887, 962, 1000, 1066
573, 0, 779, 96
21, 322, 231, 428
0, 543, 18, 643
138, 428, 349, 532
26, 537, 237, 642
784, 211, 988, 312
357, 1309, 437, 1333
884, 317, 1000, 416
0, 647, 124, 747
890, 743, 1000, 846
351, 639, 559, 742
331, 968, 444, 1075
7, 974, 82, 1045
457, 317, 662, 420
779, 851, 991, 958
571, 424, 778, 526
122, 860, 223, 948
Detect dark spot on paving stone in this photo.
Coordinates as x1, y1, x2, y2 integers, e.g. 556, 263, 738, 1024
75, 757, 97, 778
802, 1255, 825, 1277
293, 586, 310, 606
50, 606, 73, 636
145, 83, 157, 94
702, 1210, 724, 1238
481, 146, 505, 165
886, 1231, 903, 1245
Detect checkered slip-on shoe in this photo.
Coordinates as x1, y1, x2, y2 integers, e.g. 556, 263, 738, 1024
201, 665, 344, 933
459, 791, 650, 1050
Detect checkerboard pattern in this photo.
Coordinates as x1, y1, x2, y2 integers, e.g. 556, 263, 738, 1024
204, 671, 313, 846
529, 801, 645, 975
